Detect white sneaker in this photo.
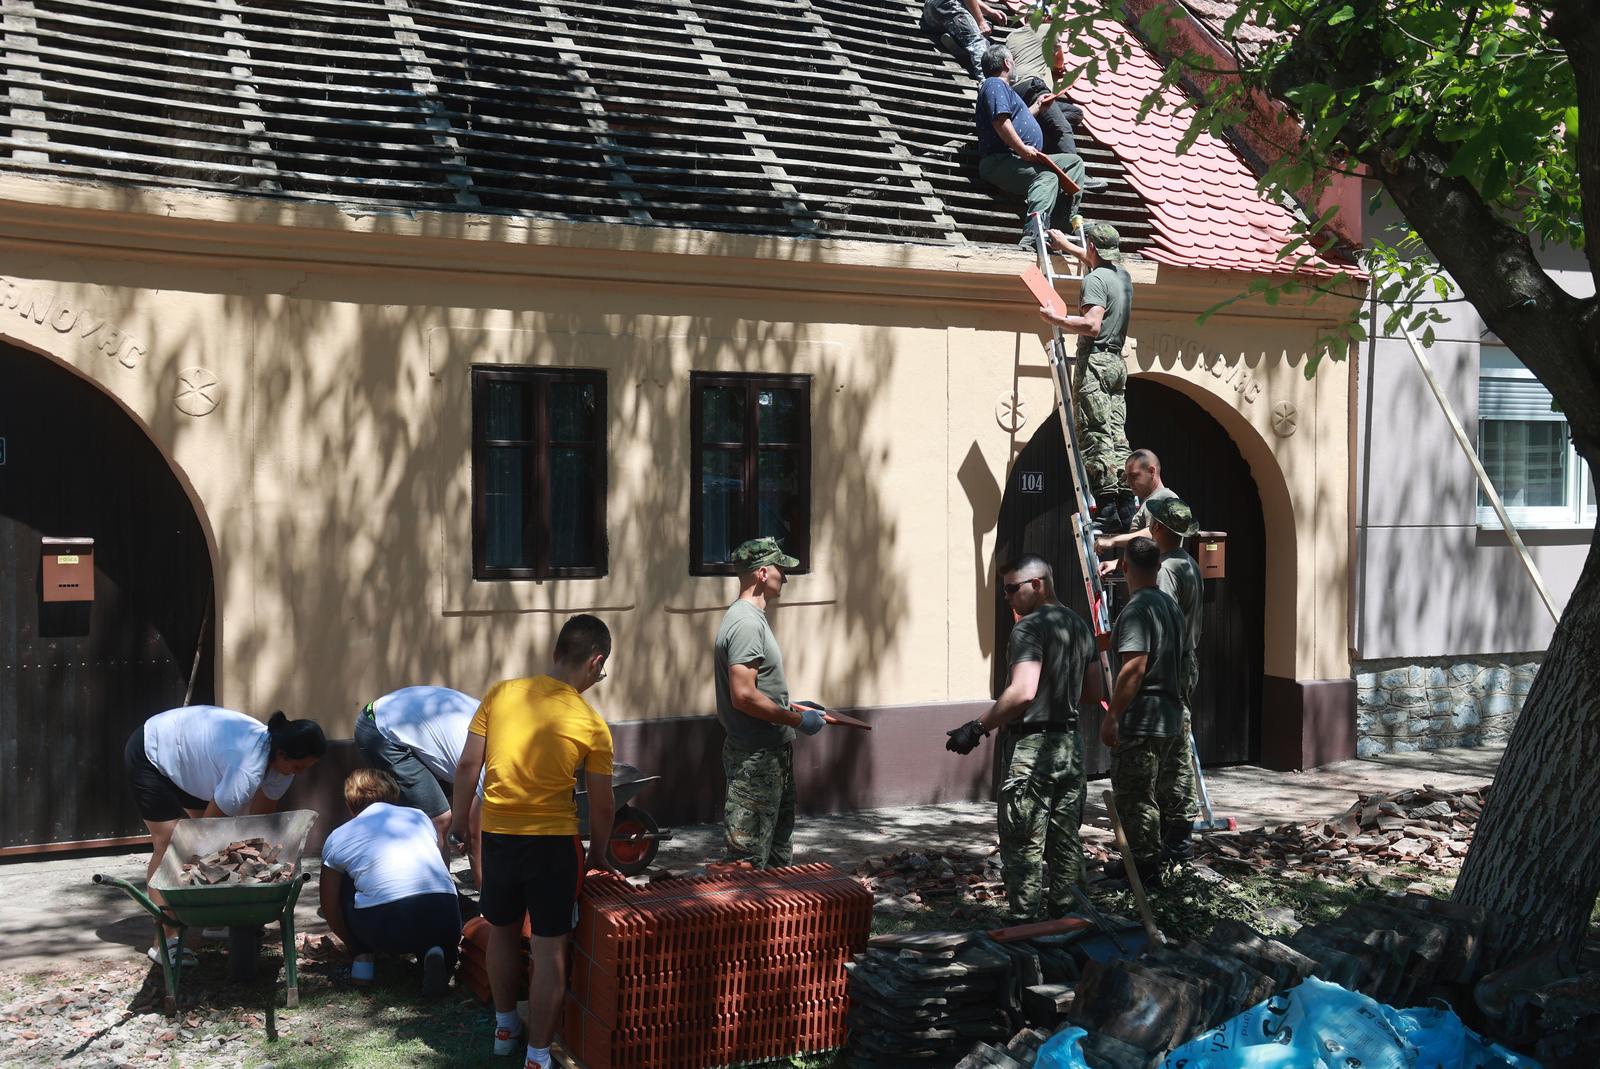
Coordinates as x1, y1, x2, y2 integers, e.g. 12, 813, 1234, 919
147, 941, 197, 966
492, 1024, 524, 1056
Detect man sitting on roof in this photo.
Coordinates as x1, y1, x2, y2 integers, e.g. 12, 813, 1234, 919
1003, 19, 1108, 192
920, 0, 1012, 79
974, 43, 1087, 251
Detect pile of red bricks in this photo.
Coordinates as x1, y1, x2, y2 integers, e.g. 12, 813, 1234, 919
460, 862, 871, 1069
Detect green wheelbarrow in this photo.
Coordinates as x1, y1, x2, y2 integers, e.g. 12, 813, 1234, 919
94, 810, 317, 1038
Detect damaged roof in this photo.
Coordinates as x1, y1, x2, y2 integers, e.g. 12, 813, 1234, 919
0, 0, 1326, 273
0, 0, 1150, 250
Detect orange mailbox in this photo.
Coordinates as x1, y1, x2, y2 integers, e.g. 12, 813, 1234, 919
41, 537, 95, 602
1193, 531, 1226, 581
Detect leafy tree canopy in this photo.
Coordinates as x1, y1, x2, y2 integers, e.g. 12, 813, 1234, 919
1042, 0, 1583, 379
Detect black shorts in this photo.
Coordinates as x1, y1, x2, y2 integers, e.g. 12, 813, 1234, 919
478, 832, 585, 937
124, 727, 207, 823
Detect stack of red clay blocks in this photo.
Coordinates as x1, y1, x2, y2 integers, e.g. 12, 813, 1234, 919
460, 862, 871, 1069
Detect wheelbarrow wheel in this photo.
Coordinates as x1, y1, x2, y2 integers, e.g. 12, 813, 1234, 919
227, 926, 263, 983
607, 805, 659, 877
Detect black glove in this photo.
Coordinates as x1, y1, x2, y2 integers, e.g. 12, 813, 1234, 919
945, 720, 988, 755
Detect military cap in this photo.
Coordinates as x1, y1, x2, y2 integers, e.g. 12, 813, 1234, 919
1085, 222, 1122, 262
731, 536, 799, 571
1147, 495, 1198, 538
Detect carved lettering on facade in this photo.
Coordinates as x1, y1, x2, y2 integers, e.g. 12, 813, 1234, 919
1149, 331, 1265, 406
0, 277, 148, 369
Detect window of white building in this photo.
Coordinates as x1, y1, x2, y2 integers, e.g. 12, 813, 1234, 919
1478, 345, 1596, 528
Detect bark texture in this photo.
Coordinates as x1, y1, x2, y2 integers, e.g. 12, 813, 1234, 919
1452, 519, 1600, 961
1271, 0, 1600, 959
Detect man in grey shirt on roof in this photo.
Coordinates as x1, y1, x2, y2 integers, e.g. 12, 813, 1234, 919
713, 537, 827, 868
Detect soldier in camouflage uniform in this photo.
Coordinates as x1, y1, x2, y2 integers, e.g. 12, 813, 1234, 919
1102, 537, 1187, 888
946, 555, 1102, 919
1148, 495, 1203, 860
1039, 223, 1136, 533
713, 537, 827, 868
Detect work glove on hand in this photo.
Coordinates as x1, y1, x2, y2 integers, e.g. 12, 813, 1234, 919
795, 706, 827, 736
945, 720, 987, 755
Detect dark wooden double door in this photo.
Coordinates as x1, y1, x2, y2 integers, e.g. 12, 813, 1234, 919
0, 343, 213, 851
995, 378, 1266, 775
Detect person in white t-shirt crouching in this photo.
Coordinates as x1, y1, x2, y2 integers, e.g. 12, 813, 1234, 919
319, 769, 463, 995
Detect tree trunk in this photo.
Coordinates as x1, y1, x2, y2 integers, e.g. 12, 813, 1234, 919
1453, 516, 1600, 964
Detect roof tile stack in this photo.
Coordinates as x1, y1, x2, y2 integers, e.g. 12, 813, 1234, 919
462, 863, 870, 1069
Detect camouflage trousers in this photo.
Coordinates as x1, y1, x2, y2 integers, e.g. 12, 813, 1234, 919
1175, 658, 1200, 826
722, 739, 795, 869
998, 729, 1086, 920
1074, 349, 1130, 498
1109, 733, 1189, 867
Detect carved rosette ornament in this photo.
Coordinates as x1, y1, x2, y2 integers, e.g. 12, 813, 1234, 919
175, 367, 221, 417
996, 392, 1027, 433
1271, 400, 1299, 438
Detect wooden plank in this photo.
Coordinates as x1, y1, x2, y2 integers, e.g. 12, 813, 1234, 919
33, 2, 427, 65
4, 0, 50, 164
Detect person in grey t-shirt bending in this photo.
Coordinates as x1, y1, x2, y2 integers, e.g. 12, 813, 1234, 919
712, 537, 828, 868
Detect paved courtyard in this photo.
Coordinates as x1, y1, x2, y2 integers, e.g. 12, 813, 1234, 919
0, 744, 1503, 977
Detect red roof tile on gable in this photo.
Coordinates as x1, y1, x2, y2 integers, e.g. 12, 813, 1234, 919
1063, 20, 1339, 275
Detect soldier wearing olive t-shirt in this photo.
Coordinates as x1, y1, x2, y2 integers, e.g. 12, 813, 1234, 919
1039, 223, 1135, 534
1102, 537, 1187, 888
945, 554, 1102, 919
1149, 495, 1204, 859
713, 537, 828, 869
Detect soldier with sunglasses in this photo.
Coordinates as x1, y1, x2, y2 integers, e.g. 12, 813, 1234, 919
946, 555, 1102, 920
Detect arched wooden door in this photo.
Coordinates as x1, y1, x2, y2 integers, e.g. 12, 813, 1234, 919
0, 343, 214, 851
994, 377, 1266, 775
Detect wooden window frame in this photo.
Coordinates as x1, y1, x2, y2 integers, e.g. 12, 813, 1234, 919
471, 366, 608, 580
689, 371, 812, 576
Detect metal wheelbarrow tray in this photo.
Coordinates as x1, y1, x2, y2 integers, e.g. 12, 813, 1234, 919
94, 810, 317, 1034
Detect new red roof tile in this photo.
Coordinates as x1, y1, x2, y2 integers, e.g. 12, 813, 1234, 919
1064, 20, 1339, 276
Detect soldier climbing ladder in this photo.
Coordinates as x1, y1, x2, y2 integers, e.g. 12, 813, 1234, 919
1028, 210, 1116, 699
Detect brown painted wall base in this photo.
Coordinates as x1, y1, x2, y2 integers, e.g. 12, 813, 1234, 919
281, 700, 996, 852
1260, 676, 1357, 771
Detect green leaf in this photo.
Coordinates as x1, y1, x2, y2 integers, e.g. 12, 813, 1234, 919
1327, 5, 1356, 26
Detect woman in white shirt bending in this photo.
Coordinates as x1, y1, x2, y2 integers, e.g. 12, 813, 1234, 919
319, 769, 462, 995
123, 705, 326, 962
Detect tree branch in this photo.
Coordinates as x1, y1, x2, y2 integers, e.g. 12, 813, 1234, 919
1367, 140, 1600, 443
1546, 1, 1600, 296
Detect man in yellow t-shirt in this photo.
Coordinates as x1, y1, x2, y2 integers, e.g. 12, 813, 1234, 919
450, 614, 615, 1069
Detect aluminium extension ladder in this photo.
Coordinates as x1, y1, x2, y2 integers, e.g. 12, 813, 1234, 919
1029, 212, 1233, 832
1028, 210, 1115, 700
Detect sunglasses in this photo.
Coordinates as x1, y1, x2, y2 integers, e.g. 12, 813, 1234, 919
1002, 578, 1039, 596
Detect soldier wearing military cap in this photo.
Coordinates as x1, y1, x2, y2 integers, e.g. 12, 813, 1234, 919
1147, 494, 1203, 861
1038, 222, 1136, 536
1102, 536, 1187, 889
712, 537, 827, 868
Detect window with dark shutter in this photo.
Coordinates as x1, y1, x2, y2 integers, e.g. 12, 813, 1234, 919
472, 367, 607, 579
690, 372, 811, 574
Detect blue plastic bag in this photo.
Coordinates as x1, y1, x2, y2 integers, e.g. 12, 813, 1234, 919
1037, 978, 1540, 1069
1161, 977, 1414, 1069
1035, 1026, 1092, 1069
1395, 1005, 1542, 1069
1158, 977, 1542, 1069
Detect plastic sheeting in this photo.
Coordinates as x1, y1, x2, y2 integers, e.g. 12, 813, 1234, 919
1034, 977, 1541, 1069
